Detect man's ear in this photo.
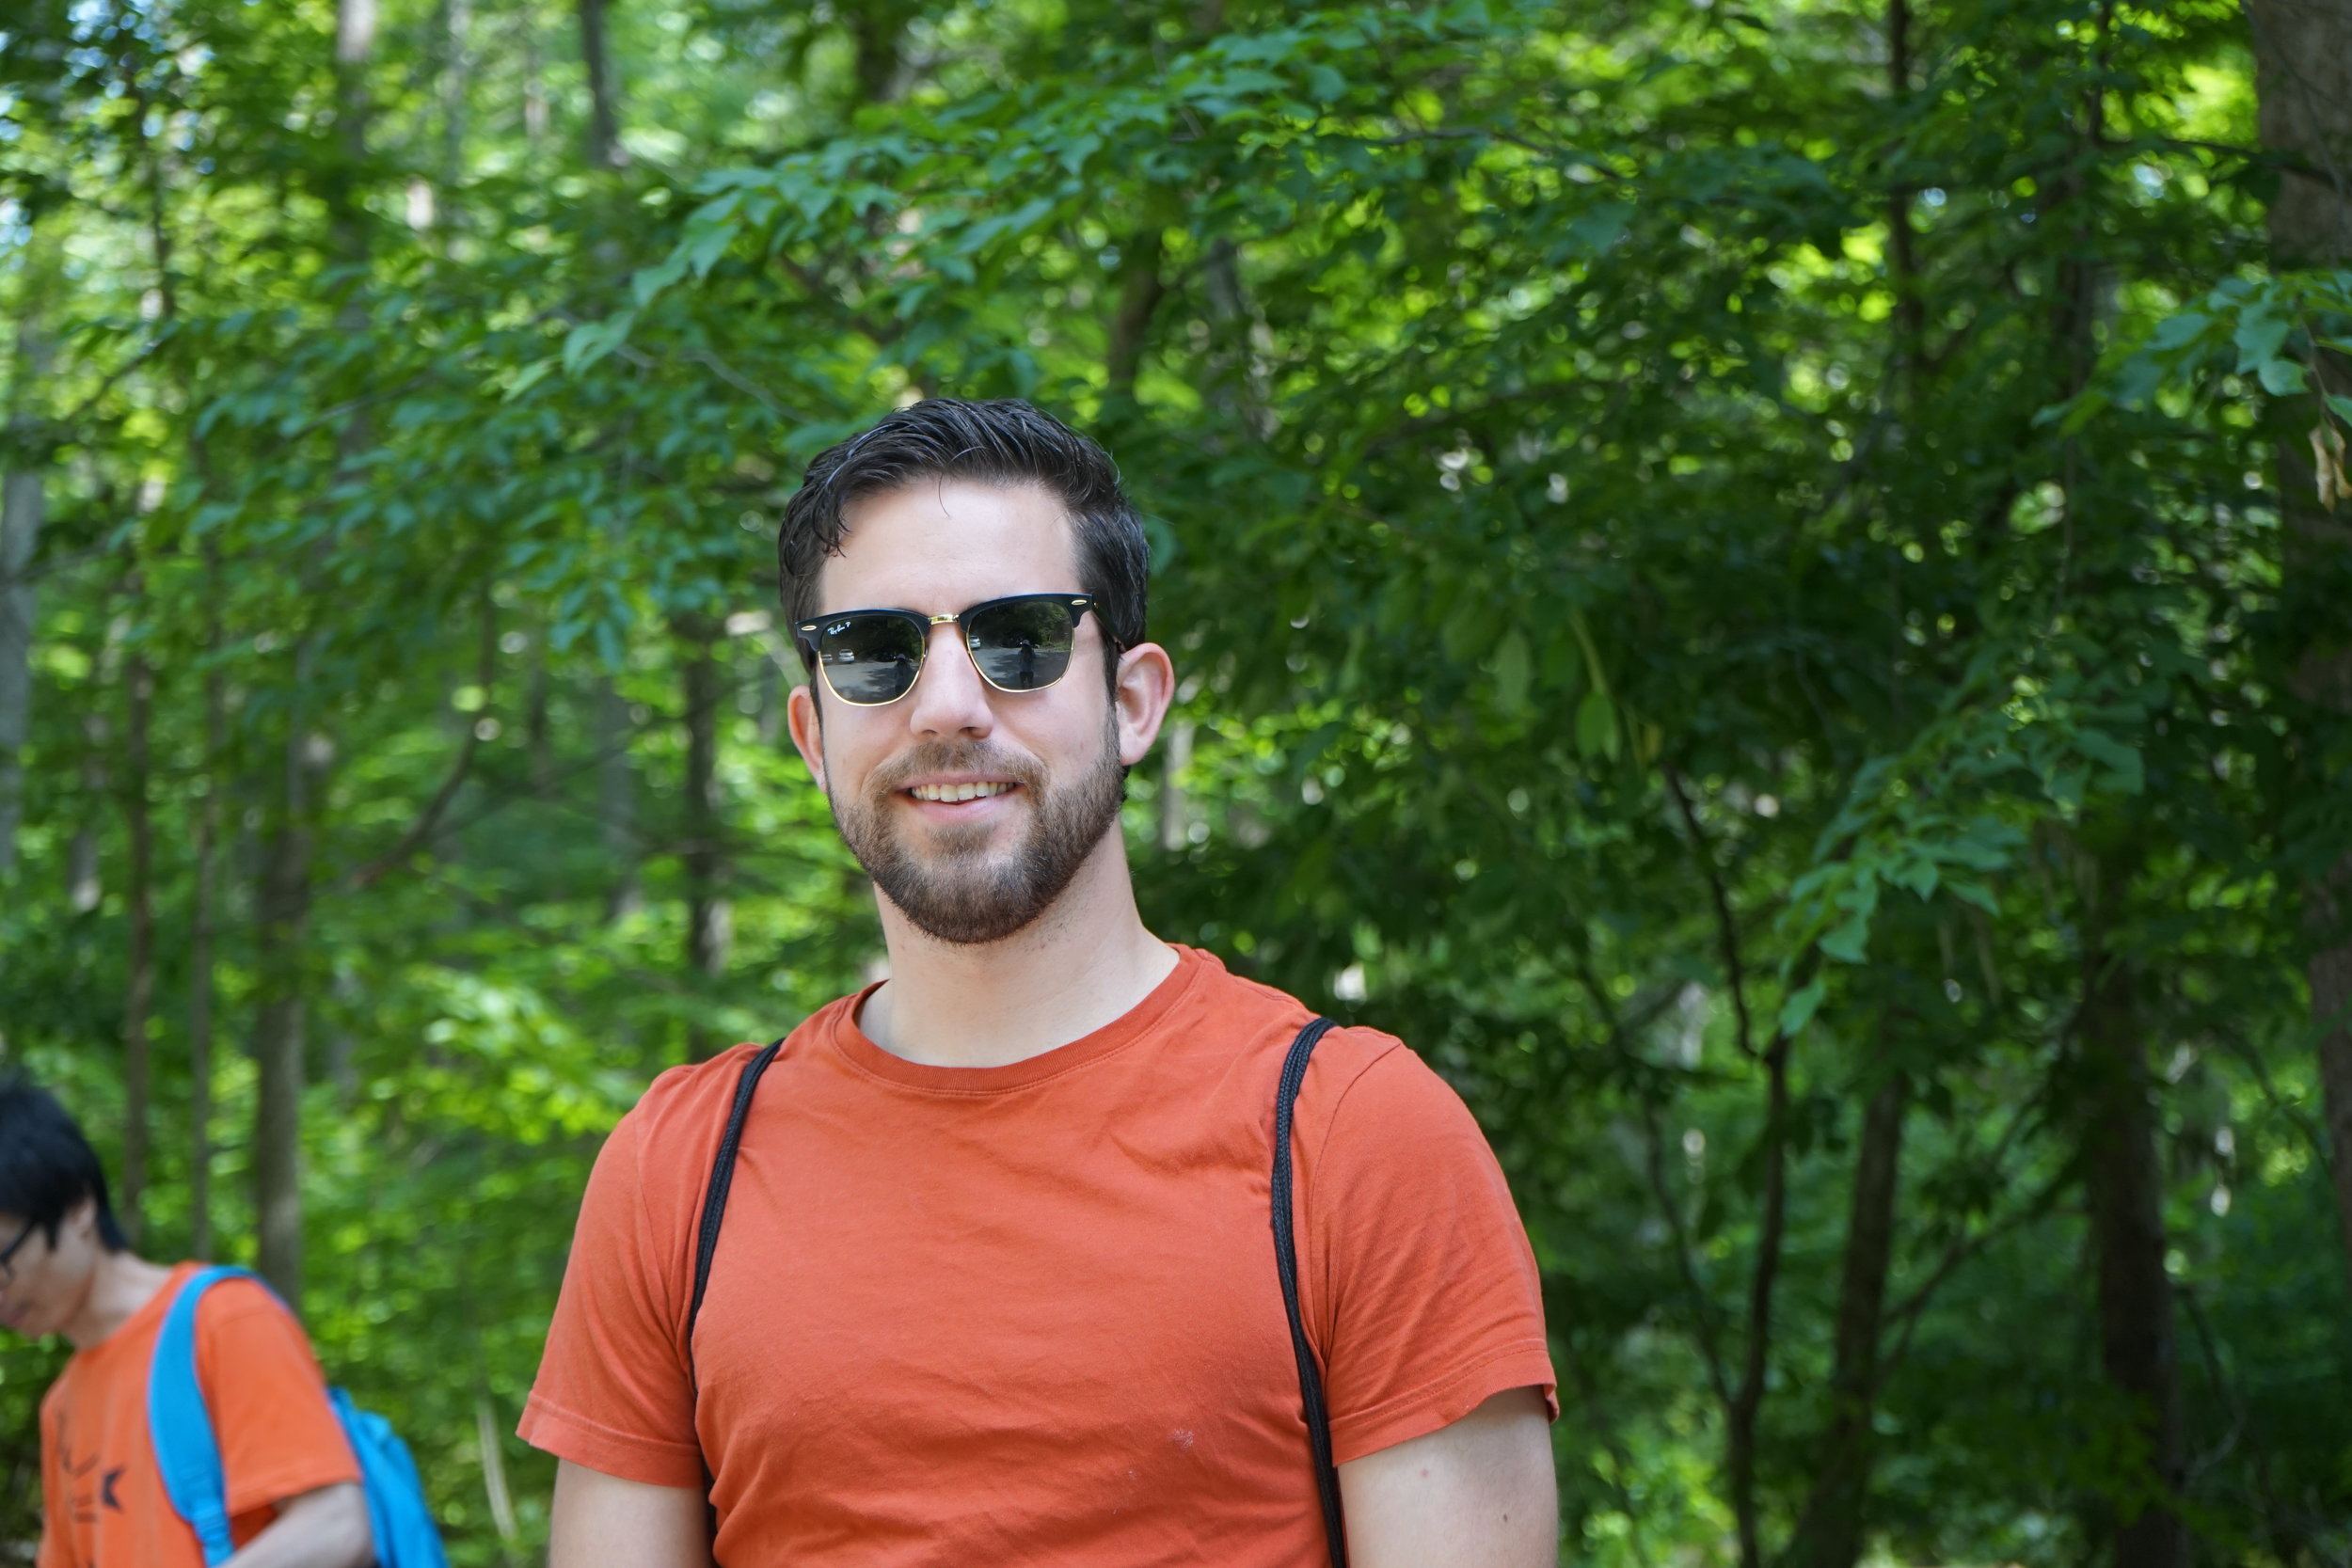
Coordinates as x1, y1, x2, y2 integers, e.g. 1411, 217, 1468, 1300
787, 680, 828, 794
1112, 641, 1177, 768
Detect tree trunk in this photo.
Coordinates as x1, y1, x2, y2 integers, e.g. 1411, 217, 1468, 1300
1725, 1031, 1791, 1568
577, 0, 627, 168
2245, 0, 2352, 1288
2080, 861, 2190, 1568
119, 124, 171, 1239
331, 0, 376, 266
1777, 24, 1925, 1534
844, 3, 909, 107
2249, 0, 2352, 269
1106, 227, 1167, 398
679, 619, 729, 988
253, 726, 327, 1306
250, 955, 302, 1297
188, 594, 224, 1260
1202, 239, 1274, 436
254, 0, 375, 1311
120, 587, 155, 1245
599, 678, 640, 918
440, 0, 472, 194
522, 19, 548, 145
1784, 1071, 1907, 1568
0, 238, 55, 879
71, 623, 113, 914
528, 639, 556, 794
1158, 718, 1194, 852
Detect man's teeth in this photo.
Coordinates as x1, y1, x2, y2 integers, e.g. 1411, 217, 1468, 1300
910, 782, 1014, 803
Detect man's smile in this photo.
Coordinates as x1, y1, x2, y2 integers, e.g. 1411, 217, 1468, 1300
906, 779, 1019, 804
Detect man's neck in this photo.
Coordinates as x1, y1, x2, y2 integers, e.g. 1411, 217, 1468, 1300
63, 1250, 177, 1352
860, 836, 1178, 1069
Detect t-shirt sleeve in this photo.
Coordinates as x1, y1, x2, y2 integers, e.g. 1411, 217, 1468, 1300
517, 1101, 706, 1488
194, 1281, 363, 1520
1302, 1040, 1558, 1465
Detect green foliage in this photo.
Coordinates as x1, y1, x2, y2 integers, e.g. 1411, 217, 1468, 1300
3, 0, 2346, 1563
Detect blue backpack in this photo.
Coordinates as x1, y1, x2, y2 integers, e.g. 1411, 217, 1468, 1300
147, 1265, 449, 1568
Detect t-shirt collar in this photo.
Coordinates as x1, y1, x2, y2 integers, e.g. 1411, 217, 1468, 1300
826, 944, 1215, 1094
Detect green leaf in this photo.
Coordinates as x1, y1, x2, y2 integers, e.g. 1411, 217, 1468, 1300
2148, 310, 2209, 351
504, 358, 556, 403
2258, 356, 2309, 395
1576, 688, 1618, 759
1888, 856, 1940, 900
1565, 202, 1633, 257
1441, 594, 1494, 662
630, 251, 690, 308
2233, 305, 2292, 372
1949, 880, 2000, 914
1776, 978, 1827, 1037
562, 310, 638, 374
1820, 911, 1871, 964
2074, 729, 2145, 794
1491, 629, 1533, 715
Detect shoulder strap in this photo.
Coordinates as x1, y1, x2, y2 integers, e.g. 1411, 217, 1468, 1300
689, 1038, 787, 1547
147, 1265, 258, 1568
1273, 1017, 1349, 1568
685, 1027, 1347, 1563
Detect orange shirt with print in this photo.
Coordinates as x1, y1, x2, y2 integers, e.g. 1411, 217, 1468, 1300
521, 944, 1557, 1566
37, 1262, 362, 1568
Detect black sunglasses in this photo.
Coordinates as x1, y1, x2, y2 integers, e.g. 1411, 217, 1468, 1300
795, 594, 1098, 707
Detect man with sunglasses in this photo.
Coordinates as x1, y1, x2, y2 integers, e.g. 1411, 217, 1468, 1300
523, 398, 1559, 1566
0, 1074, 372, 1568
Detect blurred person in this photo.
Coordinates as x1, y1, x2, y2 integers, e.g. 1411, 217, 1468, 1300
524, 398, 1559, 1568
0, 1075, 373, 1568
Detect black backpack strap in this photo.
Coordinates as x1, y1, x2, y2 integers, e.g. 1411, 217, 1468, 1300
1273, 1016, 1349, 1568
689, 1037, 787, 1554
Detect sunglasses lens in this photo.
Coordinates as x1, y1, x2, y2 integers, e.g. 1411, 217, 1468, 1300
816, 613, 924, 704
968, 599, 1077, 692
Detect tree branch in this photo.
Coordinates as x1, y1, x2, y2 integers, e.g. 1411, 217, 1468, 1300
1666, 764, 1756, 1060
349, 594, 496, 889
1569, 946, 1735, 1412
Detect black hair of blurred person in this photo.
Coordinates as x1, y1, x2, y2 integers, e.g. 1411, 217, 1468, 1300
0, 1073, 130, 1251
776, 397, 1151, 687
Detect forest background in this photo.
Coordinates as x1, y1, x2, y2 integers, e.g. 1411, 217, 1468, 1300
2, 0, 2349, 1563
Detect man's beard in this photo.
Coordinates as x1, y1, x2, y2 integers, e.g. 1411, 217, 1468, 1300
830, 721, 1125, 946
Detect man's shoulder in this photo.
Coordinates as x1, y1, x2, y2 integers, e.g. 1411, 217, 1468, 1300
1179, 947, 1412, 1095
190, 1267, 290, 1321
187, 1269, 318, 1359
1184, 957, 1483, 1181
622, 999, 854, 1131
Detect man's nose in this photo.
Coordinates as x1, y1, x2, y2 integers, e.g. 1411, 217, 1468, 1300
903, 620, 994, 737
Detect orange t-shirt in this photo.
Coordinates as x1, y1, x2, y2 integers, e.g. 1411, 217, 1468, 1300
521, 944, 1556, 1564
36, 1262, 362, 1568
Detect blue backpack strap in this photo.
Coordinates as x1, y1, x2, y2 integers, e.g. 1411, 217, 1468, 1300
146, 1265, 255, 1567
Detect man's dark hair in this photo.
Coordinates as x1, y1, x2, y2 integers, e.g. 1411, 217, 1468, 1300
0, 1074, 129, 1251
777, 398, 1150, 683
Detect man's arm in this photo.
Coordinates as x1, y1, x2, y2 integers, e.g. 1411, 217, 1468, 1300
1339, 1386, 1557, 1568
548, 1459, 712, 1568
218, 1482, 373, 1568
